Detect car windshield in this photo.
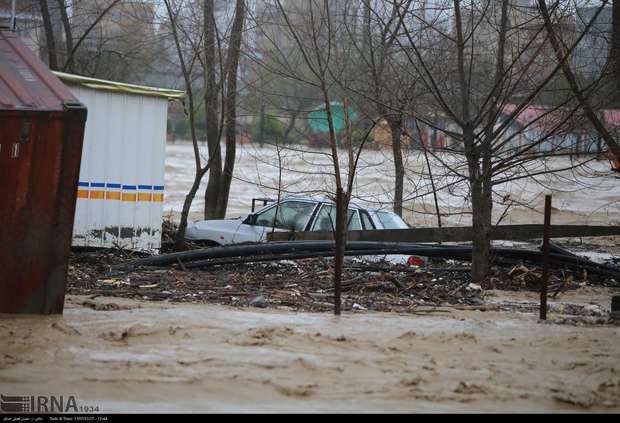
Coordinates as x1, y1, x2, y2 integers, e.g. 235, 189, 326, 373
374, 211, 409, 229
253, 201, 316, 231
311, 205, 362, 231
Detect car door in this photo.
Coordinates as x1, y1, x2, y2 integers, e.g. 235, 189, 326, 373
232, 200, 318, 243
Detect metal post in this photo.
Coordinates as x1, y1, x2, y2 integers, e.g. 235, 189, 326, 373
611, 295, 620, 323
11, 0, 16, 30
540, 195, 552, 320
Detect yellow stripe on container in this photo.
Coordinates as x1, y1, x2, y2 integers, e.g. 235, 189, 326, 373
77, 189, 162, 201
138, 193, 152, 202
106, 191, 121, 200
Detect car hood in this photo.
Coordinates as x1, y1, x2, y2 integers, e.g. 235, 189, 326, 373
188, 219, 244, 231
188, 219, 243, 228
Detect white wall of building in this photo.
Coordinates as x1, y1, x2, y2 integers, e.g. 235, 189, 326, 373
67, 84, 168, 251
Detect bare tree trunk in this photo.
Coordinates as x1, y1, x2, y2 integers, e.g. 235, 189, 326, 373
470, 174, 493, 284
56, 0, 74, 72
470, 0, 507, 278
39, 0, 58, 70
453, 0, 491, 282
216, 0, 246, 218
422, 139, 442, 228
275, 0, 364, 315
203, 158, 221, 223
322, 90, 346, 316
204, 0, 223, 220
271, 140, 284, 235
387, 116, 404, 216
334, 187, 346, 315
333, 97, 355, 315
176, 167, 209, 248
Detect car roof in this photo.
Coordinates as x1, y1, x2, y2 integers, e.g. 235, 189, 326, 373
277, 196, 405, 215
366, 208, 398, 215
278, 195, 364, 210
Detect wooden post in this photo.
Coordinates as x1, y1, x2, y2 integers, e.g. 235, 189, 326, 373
540, 195, 552, 320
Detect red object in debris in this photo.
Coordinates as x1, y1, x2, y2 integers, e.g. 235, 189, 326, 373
0, 29, 87, 314
407, 256, 426, 267
607, 150, 620, 172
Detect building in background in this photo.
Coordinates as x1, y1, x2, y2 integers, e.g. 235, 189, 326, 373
0, 0, 43, 56
573, 5, 612, 80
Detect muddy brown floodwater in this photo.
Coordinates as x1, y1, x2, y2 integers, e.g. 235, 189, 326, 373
1, 288, 619, 413
164, 142, 620, 227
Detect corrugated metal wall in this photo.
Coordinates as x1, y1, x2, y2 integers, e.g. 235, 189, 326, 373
0, 29, 88, 313
68, 85, 168, 251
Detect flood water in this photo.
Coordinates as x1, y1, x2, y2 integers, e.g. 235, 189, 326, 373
164, 141, 620, 226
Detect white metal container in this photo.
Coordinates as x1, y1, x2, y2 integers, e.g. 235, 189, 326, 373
54, 72, 184, 251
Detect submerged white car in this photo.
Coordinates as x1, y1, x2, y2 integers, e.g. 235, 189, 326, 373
185, 197, 425, 265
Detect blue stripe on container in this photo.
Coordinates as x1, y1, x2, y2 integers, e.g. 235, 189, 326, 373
79, 182, 162, 190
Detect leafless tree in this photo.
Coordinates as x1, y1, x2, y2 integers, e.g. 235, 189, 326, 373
163, 0, 208, 249
218, 0, 246, 217
239, 0, 374, 314
38, 0, 125, 73
161, 0, 246, 246
198, 0, 246, 220
341, 0, 418, 217
384, 0, 613, 283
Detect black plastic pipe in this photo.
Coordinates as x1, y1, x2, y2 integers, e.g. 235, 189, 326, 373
121, 241, 620, 278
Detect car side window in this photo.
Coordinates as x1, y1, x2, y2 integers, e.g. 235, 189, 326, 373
348, 210, 362, 230
375, 211, 409, 229
311, 205, 362, 231
253, 201, 316, 231
311, 205, 336, 232
253, 205, 277, 227
361, 211, 375, 230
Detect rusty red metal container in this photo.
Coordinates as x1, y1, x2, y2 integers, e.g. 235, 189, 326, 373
0, 29, 87, 314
